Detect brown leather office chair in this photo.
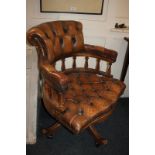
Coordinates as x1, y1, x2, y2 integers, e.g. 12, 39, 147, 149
27, 21, 126, 146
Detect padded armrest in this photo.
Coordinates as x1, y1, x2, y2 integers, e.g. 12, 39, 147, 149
84, 44, 118, 63
40, 63, 69, 92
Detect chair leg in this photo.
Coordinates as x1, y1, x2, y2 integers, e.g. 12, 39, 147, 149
88, 125, 108, 147
42, 122, 61, 139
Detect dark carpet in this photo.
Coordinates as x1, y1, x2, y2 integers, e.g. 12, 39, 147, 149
27, 98, 129, 155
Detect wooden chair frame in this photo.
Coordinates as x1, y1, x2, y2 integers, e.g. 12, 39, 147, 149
27, 21, 125, 147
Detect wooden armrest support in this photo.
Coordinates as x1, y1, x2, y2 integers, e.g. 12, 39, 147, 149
84, 44, 118, 63
40, 63, 69, 92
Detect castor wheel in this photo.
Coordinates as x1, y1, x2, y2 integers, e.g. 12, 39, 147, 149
95, 142, 100, 147
41, 129, 53, 139
41, 122, 61, 139
95, 139, 108, 147
47, 134, 53, 139
102, 139, 108, 145
88, 125, 108, 147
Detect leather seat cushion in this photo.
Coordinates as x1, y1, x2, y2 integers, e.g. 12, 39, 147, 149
43, 72, 126, 134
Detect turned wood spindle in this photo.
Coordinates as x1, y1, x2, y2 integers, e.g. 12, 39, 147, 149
72, 56, 76, 69
53, 62, 56, 68
106, 62, 112, 76
61, 58, 65, 71
96, 58, 100, 71
84, 56, 89, 69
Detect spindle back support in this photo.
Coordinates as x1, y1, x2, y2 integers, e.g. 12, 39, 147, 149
55, 54, 112, 77
27, 21, 117, 77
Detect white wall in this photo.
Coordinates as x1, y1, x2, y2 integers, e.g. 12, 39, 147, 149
27, 0, 129, 96
26, 0, 129, 144
26, 46, 38, 144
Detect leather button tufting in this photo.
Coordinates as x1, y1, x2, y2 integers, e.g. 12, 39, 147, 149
72, 37, 76, 45
89, 102, 94, 106
63, 27, 68, 33
27, 21, 126, 135
78, 108, 84, 116
59, 37, 64, 46
52, 30, 56, 36
98, 95, 103, 99
62, 108, 70, 114
73, 99, 80, 104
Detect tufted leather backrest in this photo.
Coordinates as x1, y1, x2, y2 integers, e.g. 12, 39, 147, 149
27, 21, 84, 63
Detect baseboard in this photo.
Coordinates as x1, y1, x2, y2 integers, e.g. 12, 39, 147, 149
26, 136, 36, 144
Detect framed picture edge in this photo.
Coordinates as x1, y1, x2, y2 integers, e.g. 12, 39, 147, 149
40, 0, 104, 15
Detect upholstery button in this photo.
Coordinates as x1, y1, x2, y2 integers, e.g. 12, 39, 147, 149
89, 102, 93, 106
62, 108, 70, 114
98, 95, 103, 98
72, 37, 76, 45
52, 30, 56, 36
59, 37, 64, 46
78, 108, 84, 116
63, 27, 68, 33
73, 99, 80, 104
106, 88, 110, 91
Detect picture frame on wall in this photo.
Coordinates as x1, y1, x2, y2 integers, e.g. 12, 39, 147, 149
40, 0, 104, 15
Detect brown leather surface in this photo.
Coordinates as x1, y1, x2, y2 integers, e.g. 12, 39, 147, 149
27, 21, 84, 63
27, 20, 126, 135
40, 62, 69, 92
84, 44, 118, 63
43, 72, 125, 134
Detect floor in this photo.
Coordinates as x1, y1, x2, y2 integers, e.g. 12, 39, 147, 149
27, 98, 129, 155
